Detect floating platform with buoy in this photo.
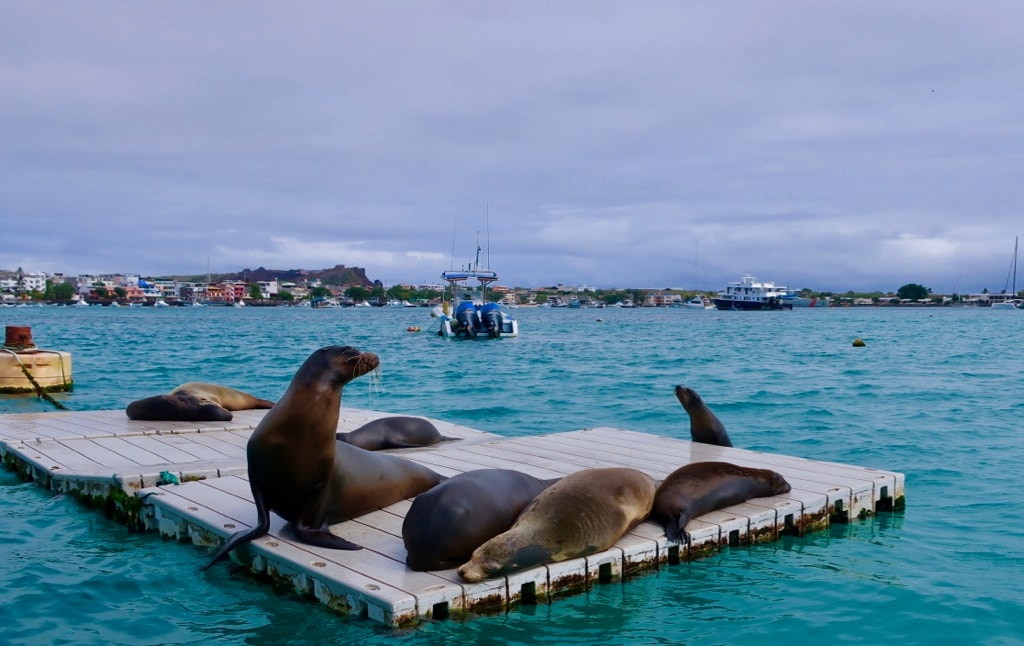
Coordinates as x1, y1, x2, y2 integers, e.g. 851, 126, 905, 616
0, 326, 73, 394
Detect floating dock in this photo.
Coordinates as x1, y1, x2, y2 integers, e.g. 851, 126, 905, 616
0, 408, 905, 627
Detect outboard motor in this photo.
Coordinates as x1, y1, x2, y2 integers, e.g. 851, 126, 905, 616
455, 301, 480, 337
480, 302, 504, 338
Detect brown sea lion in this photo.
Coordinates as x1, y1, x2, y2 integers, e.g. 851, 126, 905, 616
403, 469, 559, 571
675, 385, 733, 447
456, 467, 657, 582
651, 461, 791, 545
337, 416, 461, 450
200, 345, 445, 571
126, 382, 275, 421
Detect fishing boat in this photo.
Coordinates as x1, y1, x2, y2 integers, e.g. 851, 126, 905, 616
432, 245, 518, 338
684, 295, 715, 309
991, 236, 1020, 309
780, 293, 832, 308
712, 274, 792, 311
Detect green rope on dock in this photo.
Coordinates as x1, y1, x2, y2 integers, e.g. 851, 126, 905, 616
158, 471, 181, 486
0, 348, 70, 410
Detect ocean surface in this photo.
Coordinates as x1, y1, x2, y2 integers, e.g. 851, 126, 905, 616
1, 304, 1022, 645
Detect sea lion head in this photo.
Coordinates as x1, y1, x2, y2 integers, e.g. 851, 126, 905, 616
674, 385, 701, 408
765, 469, 792, 495
457, 534, 553, 583
314, 345, 380, 385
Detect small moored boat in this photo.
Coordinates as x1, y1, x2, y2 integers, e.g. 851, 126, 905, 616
684, 295, 715, 309
432, 245, 518, 338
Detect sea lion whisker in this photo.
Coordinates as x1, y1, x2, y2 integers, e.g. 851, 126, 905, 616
366, 366, 384, 394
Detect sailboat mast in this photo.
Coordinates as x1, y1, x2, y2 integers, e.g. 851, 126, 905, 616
1014, 236, 1018, 295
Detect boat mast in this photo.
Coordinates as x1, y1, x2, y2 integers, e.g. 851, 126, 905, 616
1007, 236, 1015, 296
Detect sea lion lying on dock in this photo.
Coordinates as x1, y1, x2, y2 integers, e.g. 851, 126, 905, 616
651, 461, 791, 545
403, 468, 558, 571
457, 467, 656, 582
126, 382, 275, 421
336, 416, 461, 450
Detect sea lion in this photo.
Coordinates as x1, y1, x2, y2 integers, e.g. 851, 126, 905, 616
675, 385, 733, 447
403, 469, 559, 571
200, 345, 445, 571
651, 461, 791, 545
337, 416, 461, 450
457, 467, 657, 582
126, 382, 275, 421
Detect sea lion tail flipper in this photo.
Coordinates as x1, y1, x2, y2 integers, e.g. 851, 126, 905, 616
199, 525, 269, 571
294, 526, 363, 550
200, 475, 273, 571
439, 435, 462, 443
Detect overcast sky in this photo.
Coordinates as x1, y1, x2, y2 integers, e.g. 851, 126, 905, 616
2, 2, 1022, 293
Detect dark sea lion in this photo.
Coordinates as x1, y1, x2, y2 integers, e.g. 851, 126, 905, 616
126, 382, 275, 421
675, 385, 733, 447
403, 469, 558, 571
200, 345, 445, 571
651, 461, 791, 545
337, 416, 461, 450
457, 467, 657, 582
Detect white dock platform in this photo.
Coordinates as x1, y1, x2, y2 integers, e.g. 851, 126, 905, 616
0, 409, 905, 627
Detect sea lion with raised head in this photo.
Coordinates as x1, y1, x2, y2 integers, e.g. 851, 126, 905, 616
456, 467, 657, 582
651, 461, 791, 545
403, 468, 559, 571
337, 416, 461, 450
675, 385, 733, 447
200, 345, 445, 570
126, 382, 275, 422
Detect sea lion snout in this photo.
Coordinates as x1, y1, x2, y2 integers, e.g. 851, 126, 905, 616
674, 385, 699, 407
352, 351, 380, 376
770, 472, 792, 495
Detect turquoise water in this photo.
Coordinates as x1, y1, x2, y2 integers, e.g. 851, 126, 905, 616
1, 305, 1022, 645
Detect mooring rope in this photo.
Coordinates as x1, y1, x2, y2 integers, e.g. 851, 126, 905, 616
1, 347, 71, 410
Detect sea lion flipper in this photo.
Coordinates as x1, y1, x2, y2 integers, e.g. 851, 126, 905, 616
293, 526, 363, 550
199, 478, 273, 571
665, 513, 690, 544
199, 526, 268, 571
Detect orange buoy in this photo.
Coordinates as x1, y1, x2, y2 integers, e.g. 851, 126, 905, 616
406, 326, 421, 333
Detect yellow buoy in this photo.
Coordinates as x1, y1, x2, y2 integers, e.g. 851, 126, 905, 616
852, 338, 866, 347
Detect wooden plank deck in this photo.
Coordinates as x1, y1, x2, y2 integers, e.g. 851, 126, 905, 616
0, 410, 905, 627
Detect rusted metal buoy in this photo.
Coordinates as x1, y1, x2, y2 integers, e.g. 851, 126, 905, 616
4, 325, 36, 350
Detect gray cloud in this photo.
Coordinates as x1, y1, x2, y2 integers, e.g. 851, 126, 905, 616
2, 1, 1022, 293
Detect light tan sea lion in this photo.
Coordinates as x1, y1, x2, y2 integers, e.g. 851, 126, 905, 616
403, 468, 559, 571
651, 461, 791, 545
675, 385, 733, 447
125, 382, 275, 421
456, 467, 657, 582
200, 345, 445, 570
